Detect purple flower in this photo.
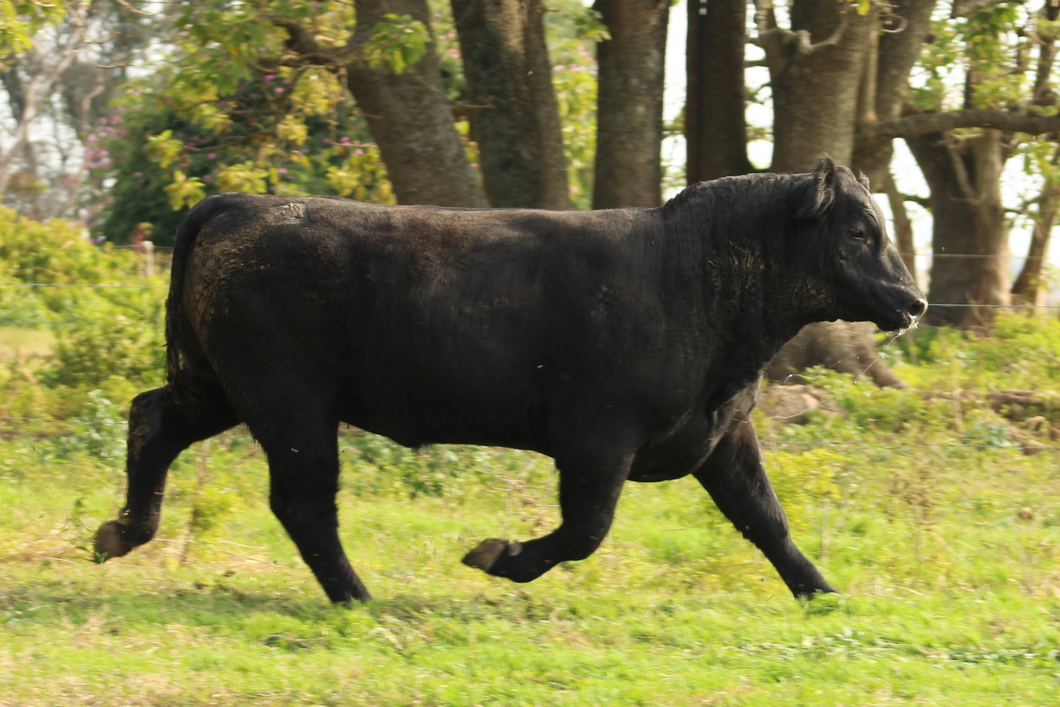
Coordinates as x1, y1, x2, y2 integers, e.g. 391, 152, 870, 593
207, 153, 217, 159
354, 148, 363, 155
470, 162, 478, 168
264, 74, 276, 80
340, 136, 350, 143
323, 138, 333, 146
275, 87, 285, 94
277, 168, 288, 173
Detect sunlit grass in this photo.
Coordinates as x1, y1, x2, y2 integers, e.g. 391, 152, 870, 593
1, 424, 1057, 706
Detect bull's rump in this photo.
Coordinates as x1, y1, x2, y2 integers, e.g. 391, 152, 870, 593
178, 194, 670, 449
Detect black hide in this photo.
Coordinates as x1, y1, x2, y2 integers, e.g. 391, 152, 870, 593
95, 157, 925, 602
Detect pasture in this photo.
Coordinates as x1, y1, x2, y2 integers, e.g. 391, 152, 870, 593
2, 358, 1059, 705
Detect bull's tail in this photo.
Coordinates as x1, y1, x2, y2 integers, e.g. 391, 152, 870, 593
164, 195, 227, 389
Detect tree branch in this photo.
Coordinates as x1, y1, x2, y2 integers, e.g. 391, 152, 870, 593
858, 108, 1060, 144
269, 18, 355, 67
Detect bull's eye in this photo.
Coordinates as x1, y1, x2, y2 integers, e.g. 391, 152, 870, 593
847, 227, 866, 242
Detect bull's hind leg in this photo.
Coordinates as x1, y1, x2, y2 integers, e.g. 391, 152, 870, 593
463, 447, 634, 583
246, 410, 370, 603
95, 385, 238, 560
693, 420, 836, 598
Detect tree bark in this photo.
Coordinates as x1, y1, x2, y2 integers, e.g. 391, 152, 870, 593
907, 129, 1010, 326
764, 0, 875, 172
346, 0, 488, 207
882, 170, 918, 280
451, 0, 569, 208
766, 321, 909, 388
1011, 186, 1058, 304
860, 109, 1060, 144
852, 0, 938, 186
592, 0, 669, 208
685, 0, 752, 182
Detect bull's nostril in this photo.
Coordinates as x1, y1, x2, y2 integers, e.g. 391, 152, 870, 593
908, 298, 928, 320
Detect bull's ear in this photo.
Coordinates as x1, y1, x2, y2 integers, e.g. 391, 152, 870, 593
797, 154, 837, 220
857, 170, 871, 190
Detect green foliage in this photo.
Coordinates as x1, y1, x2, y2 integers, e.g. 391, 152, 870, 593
342, 432, 551, 499
544, 1, 602, 209
99, 73, 395, 244
46, 287, 166, 390
912, 3, 1033, 112
765, 448, 845, 531
0, 206, 135, 298
569, 7, 610, 42
364, 14, 429, 74
54, 389, 128, 465
895, 313, 1060, 392
95, 0, 409, 243
0, 0, 65, 54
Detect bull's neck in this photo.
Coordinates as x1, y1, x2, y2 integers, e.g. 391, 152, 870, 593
652, 186, 834, 364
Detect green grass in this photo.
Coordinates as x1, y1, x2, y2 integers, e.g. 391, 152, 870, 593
1, 422, 1058, 706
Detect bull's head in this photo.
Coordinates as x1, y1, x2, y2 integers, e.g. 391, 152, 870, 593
796, 156, 927, 332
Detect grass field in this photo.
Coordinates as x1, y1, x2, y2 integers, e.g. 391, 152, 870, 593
2, 404, 1058, 706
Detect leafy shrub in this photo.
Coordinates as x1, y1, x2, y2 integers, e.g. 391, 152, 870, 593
46, 288, 166, 390
54, 389, 129, 464
0, 206, 142, 309
764, 448, 846, 531
0, 282, 50, 328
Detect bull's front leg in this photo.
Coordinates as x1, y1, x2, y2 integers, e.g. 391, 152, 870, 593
693, 419, 836, 598
463, 447, 634, 583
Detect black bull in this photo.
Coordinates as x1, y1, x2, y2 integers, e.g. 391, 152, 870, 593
95, 157, 926, 602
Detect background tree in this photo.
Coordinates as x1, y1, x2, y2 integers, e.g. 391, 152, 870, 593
593, 0, 670, 208
684, 0, 1060, 383
451, 0, 569, 209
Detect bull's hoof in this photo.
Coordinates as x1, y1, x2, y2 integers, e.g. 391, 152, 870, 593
462, 538, 522, 573
93, 521, 133, 562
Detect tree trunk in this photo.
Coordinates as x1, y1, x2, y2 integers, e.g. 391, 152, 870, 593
766, 321, 908, 388
906, 129, 1010, 326
852, 0, 938, 186
685, 0, 752, 182
765, 0, 874, 172
346, 0, 488, 207
592, 0, 669, 208
1011, 188, 1057, 305
451, 0, 569, 209
882, 170, 917, 280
